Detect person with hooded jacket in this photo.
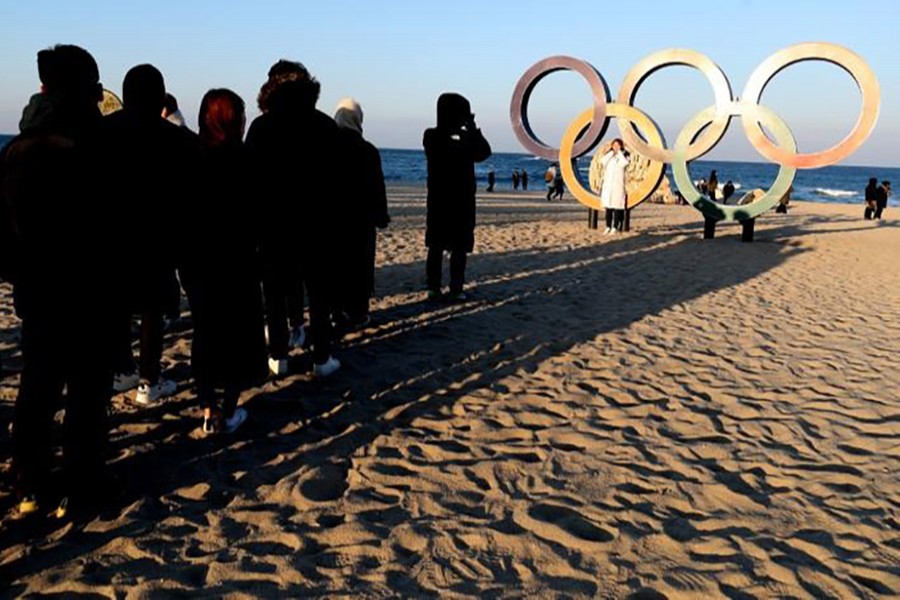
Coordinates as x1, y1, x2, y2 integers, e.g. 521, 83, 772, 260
334, 98, 389, 327
423, 93, 491, 301
246, 60, 341, 378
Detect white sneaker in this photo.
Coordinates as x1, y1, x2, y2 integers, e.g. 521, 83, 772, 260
289, 325, 306, 349
113, 371, 139, 393
268, 357, 288, 377
313, 356, 341, 378
223, 408, 248, 434
603, 227, 612, 235
134, 379, 177, 406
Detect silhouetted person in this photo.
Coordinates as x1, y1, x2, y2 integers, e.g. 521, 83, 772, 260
246, 60, 341, 378
545, 164, 557, 201
698, 177, 708, 196
162, 93, 187, 128
708, 170, 718, 201
865, 177, 878, 220
512, 169, 520, 190
552, 165, 565, 200
875, 181, 890, 220
0, 44, 116, 517
722, 180, 735, 204
334, 98, 389, 327
103, 64, 199, 406
424, 93, 491, 301
521, 169, 528, 190
181, 89, 266, 435
487, 169, 495, 192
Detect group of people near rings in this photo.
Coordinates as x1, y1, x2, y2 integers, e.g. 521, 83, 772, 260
0, 43, 491, 519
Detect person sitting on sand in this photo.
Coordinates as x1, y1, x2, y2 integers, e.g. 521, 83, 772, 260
333, 97, 389, 328
600, 138, 629, 235
181, 88, 266, 436
423, 92, 491, 302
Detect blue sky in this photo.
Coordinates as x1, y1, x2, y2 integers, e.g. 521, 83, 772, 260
1, 0, 897, 166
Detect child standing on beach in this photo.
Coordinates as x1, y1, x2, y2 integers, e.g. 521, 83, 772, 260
423, 93, 491, 301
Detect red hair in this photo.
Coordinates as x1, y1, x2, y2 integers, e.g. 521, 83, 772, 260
199, 88, 245, 147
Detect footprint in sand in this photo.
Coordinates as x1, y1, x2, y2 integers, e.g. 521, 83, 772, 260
527, 503, 615, 543
299, 463, 349, 502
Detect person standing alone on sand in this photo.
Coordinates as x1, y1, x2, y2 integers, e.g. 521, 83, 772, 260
424, 93, 491, 302
865, 177, 878, 220
600, 138, 629, 235
1, 45, 118, 518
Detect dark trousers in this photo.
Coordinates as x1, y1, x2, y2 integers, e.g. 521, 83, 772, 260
304, 259, 333, 364
113, 311, 163, 383
341, 228, 377, 321
864, 205, 874, 220
427, 247, 467, 294
13, 314, 112, 500
199, 383, 240, 420
875, 204, 886, 219
605, 208, 625, 230
263, 268, 291, 361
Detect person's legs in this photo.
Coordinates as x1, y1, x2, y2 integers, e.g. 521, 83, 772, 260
263, 268, 290, 360
449, 251, 468, 295
138, 311, 164, 384
112, 311, 136, 375
287, 271, 305, 331
13, 315, 65, 502
62, 339, 113, 503
222, 385, 241, 420
305, 263, 334, 365
874, 204, 885, 220
605, 209, 614, 229
614, 209, 625, 231
426, 247, 444, 292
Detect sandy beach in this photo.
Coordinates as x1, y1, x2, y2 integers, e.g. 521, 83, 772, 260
1, 186, 898, 598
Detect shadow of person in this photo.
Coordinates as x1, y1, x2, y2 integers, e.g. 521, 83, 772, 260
0, 222, 807, 590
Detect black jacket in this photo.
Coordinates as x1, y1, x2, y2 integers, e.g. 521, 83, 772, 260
0, 95, 109, 318
336, 128, 389, 231
423, 125, 491, 252
245, 107, 341, 259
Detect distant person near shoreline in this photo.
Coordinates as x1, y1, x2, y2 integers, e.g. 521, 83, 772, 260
521, 169, 528, 190
875, 180, 891, 220
865, 177, 878, 220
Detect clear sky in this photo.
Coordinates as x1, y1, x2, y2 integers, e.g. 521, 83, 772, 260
1, 0, 897, 166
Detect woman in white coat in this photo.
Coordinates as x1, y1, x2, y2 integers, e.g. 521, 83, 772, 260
600, 138, 629, 234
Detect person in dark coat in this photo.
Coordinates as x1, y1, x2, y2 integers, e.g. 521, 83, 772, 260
423, 93, 491, 301
722, 180, 735, 204
0, 44, 117, 517
521, 169, 528, 190
487, 169, 495, 192
181, 88, 266, 435
246, 60, 341, 378
865, 177, 878, 220
512, 169, 520, 190
334, 98, 389, 327
875, 180, 890, 220
101, 64, 199, 406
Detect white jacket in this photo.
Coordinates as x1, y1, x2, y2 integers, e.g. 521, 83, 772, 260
600, 150, 629, 209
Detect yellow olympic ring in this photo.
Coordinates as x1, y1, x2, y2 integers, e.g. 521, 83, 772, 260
559, 104, 665, 211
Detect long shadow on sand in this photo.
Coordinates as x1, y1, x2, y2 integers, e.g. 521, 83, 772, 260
0, 220, 811, 593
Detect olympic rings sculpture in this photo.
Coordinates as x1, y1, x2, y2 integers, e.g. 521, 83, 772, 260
510, 43, 880, 223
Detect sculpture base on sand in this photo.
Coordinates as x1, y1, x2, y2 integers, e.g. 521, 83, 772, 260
703, 216, 756, 242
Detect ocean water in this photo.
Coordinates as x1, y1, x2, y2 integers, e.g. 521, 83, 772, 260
1, 134, 895, 207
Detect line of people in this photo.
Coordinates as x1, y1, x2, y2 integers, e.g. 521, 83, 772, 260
0, 45, 393, 518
